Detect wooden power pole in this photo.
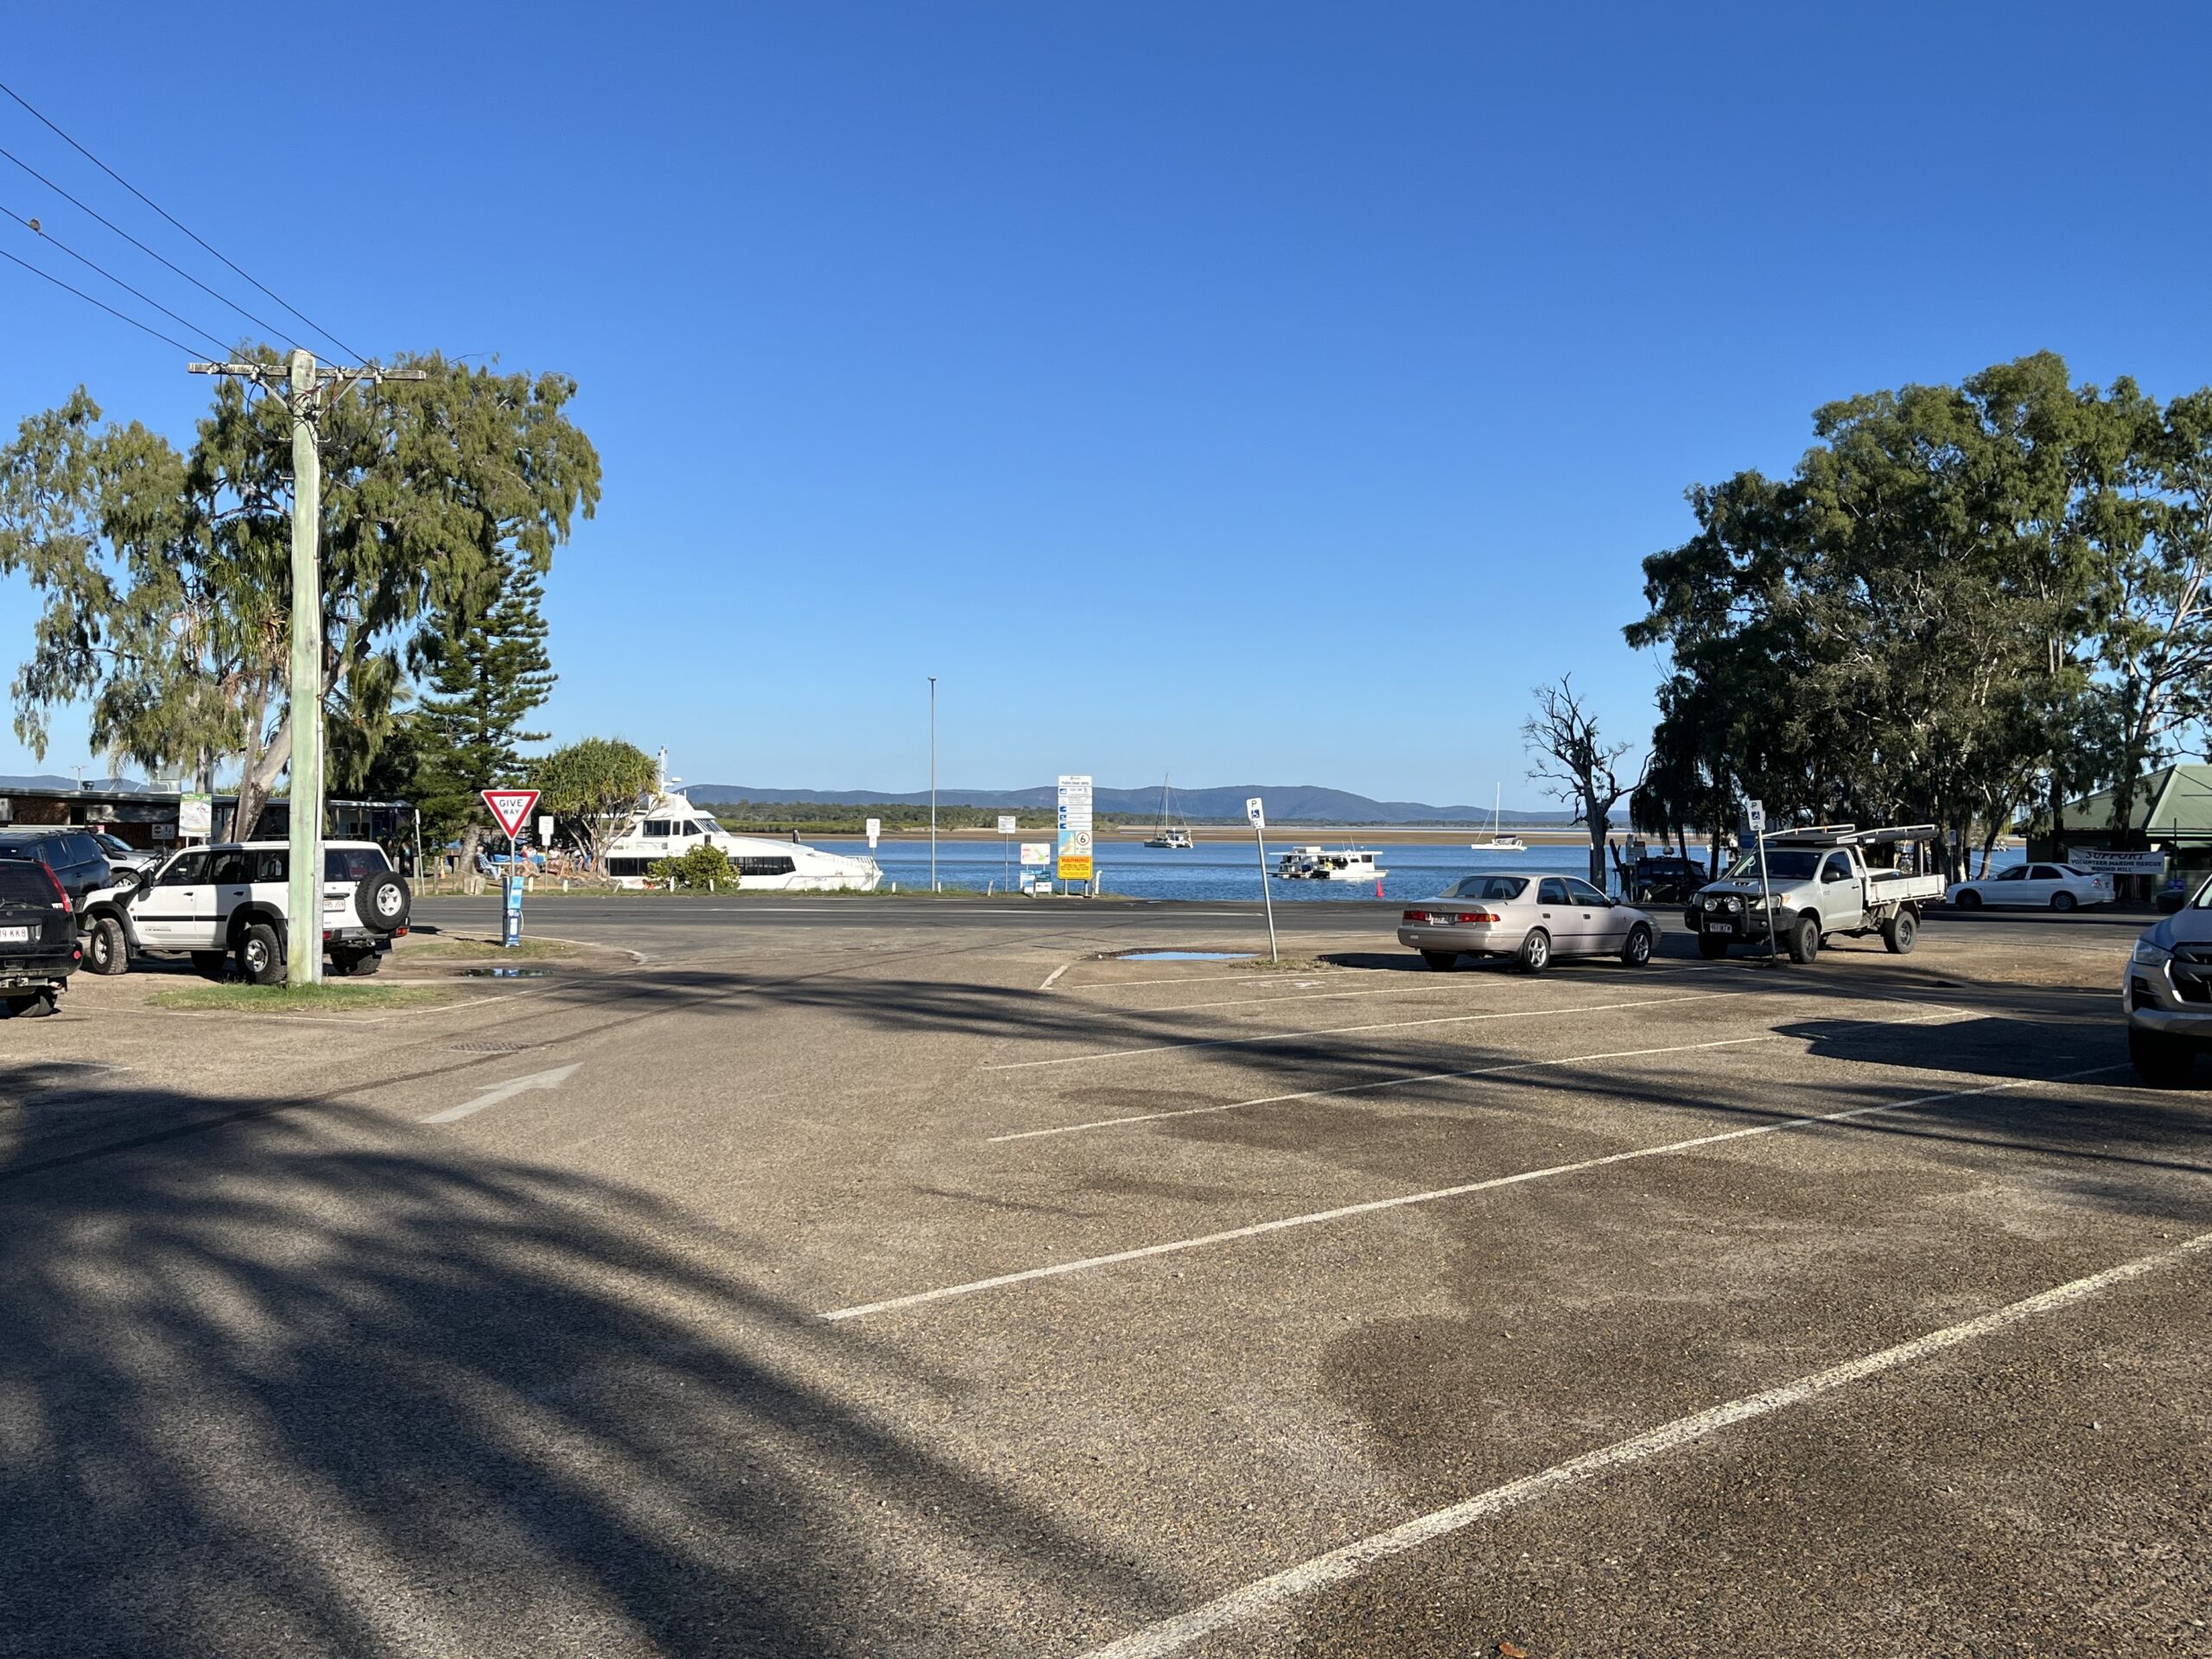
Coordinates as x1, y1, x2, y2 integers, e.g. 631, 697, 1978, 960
189, 350, 425, 987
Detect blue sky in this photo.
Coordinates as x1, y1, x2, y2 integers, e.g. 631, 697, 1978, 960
2, 3, 2209, 807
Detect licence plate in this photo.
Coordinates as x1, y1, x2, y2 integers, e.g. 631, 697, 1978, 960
1707, 921, 1734, 935
0, 925, 28, 943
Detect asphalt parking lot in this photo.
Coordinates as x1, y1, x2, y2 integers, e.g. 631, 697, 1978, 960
3, 898, 2206, 1656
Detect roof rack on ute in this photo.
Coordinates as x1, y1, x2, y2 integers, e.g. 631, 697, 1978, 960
1761, 823, 1939, 848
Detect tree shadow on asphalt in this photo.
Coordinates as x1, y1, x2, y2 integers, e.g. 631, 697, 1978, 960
0, 1079, 1161, 1659
1137, 1010, 2212, 1226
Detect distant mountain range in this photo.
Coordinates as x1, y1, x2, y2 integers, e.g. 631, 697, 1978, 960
686, 782, 1572, 824
0, 772, 1580, 825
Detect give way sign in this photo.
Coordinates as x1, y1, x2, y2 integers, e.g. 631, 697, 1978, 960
482, 789, 541, 840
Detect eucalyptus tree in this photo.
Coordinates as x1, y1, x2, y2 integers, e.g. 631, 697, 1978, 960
0, 351, 600, 833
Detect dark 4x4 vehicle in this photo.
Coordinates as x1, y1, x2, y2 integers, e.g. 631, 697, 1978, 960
0, 827, 112, 909
1624, 855, 1707, 906
0, 851, 80, 1017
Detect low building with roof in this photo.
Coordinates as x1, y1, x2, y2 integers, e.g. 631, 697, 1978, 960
2054, 762, 2212, 894
0, 781, 419, 869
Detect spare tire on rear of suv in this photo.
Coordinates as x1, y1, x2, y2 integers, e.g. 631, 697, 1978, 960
357, 870, 410, 932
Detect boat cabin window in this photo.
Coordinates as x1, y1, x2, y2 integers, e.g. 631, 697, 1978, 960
736, 855, 797, 878
694, 817, 721, 833
643, 820, 672, 837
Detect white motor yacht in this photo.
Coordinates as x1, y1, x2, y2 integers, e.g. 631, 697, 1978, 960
1274, 845, 1387, 881
602, 789, 882, 891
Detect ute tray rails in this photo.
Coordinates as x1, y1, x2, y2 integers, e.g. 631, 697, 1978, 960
1759, 823, 1940, 849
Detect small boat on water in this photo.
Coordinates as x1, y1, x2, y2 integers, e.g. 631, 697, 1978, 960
1471, 784, 1527, 852
1143, 773, 1196, 849
1274, 845, 1387, 881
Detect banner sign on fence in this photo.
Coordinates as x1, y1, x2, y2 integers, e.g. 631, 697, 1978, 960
2071, 848, 2167, 875
1057, 774, 1094, 881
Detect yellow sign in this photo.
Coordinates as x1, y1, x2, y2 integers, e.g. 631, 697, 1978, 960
1057, 853, 1093, 881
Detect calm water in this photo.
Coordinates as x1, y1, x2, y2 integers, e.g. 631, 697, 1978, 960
813, 836, 2030, 903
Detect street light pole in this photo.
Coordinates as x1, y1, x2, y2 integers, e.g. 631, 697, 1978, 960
928, 676, 938, 893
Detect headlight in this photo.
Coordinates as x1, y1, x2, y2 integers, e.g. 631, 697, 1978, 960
1701, 896, 1716, 910
2133, 938, 2171, 966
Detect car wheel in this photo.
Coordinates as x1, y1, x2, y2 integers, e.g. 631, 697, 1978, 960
1955, 888, 1982, 911
2, 989, 57, 1018
1620, 923, 1653, 966
1696, 932, 1728, 959
1516, 929, 1551, 974
2129, 1025, 2198, 1088
85, 914, 129, 976
238, 922, 284, 986
2050, 891, 2077, 912
356, 871, 411, 932
329, 947, 383, 977
189, 950, 229, 982
1881, 912, 1917, 954
1786, 915, 1821, 963
1419, 950, 1458, 971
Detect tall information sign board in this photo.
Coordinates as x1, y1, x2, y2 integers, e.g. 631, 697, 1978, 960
1056, 775, 1094, 885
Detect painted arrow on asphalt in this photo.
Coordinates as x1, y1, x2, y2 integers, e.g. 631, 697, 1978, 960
421, 1063, 580, 1124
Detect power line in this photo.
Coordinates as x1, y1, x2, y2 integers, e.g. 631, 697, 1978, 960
0, 78, 364, 365
0, 242, 200, 356
1, 201, 228, 357
0, 138, 302, 355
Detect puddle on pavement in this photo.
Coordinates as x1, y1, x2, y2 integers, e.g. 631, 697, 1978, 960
457, 966, 549, 979
1111, 950, 1255, 963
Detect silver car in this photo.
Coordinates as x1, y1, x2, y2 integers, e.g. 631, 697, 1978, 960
1398, 873, 1657, 973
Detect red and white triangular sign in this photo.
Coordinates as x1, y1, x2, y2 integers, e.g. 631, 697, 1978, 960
482, 788, 541, 839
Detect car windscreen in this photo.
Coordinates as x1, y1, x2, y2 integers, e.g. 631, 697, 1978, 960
1447, 875, 1528, 901
325, 847, 391, 880
1724, 849, 1821, 880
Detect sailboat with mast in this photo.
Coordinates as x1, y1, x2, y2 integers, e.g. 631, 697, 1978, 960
1143, 774, 1196, 849
1471, 784, 1527, 852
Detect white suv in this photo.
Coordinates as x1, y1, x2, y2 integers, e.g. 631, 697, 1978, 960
78, 840, 412, 982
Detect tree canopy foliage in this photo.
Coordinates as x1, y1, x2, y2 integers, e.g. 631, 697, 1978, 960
0, 350, 599, 836
534, 737, 657, 868
1628, 353, 2212, 874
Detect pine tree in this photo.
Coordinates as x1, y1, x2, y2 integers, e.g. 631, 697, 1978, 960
411, 550, 556, 844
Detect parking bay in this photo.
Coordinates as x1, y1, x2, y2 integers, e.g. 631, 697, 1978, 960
2, 898, 2206, 1657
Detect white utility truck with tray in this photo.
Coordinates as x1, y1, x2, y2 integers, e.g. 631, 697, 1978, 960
1689, 823, 1946, 963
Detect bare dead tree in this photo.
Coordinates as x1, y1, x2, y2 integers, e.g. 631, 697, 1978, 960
1522, 675, 1645, 887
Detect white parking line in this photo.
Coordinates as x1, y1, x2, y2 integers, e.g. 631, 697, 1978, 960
981, 991, 1748, 1071
988, 1006, 1967, 1141
1039, 964, 1072, 991
1071, 1224, 2212, 1659
988, 1035, 1789, 1141
820, 1065, 2126, 1321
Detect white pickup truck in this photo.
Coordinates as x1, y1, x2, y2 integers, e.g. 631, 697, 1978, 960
1688, 824, 1948, 963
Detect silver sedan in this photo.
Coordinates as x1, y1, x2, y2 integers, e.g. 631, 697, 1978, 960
1398, 873, 1657, 972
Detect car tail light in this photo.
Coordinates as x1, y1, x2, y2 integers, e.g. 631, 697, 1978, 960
42, 862, 69, 914
1401, 909, 1427, 923
1452, 909, 1501, 924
